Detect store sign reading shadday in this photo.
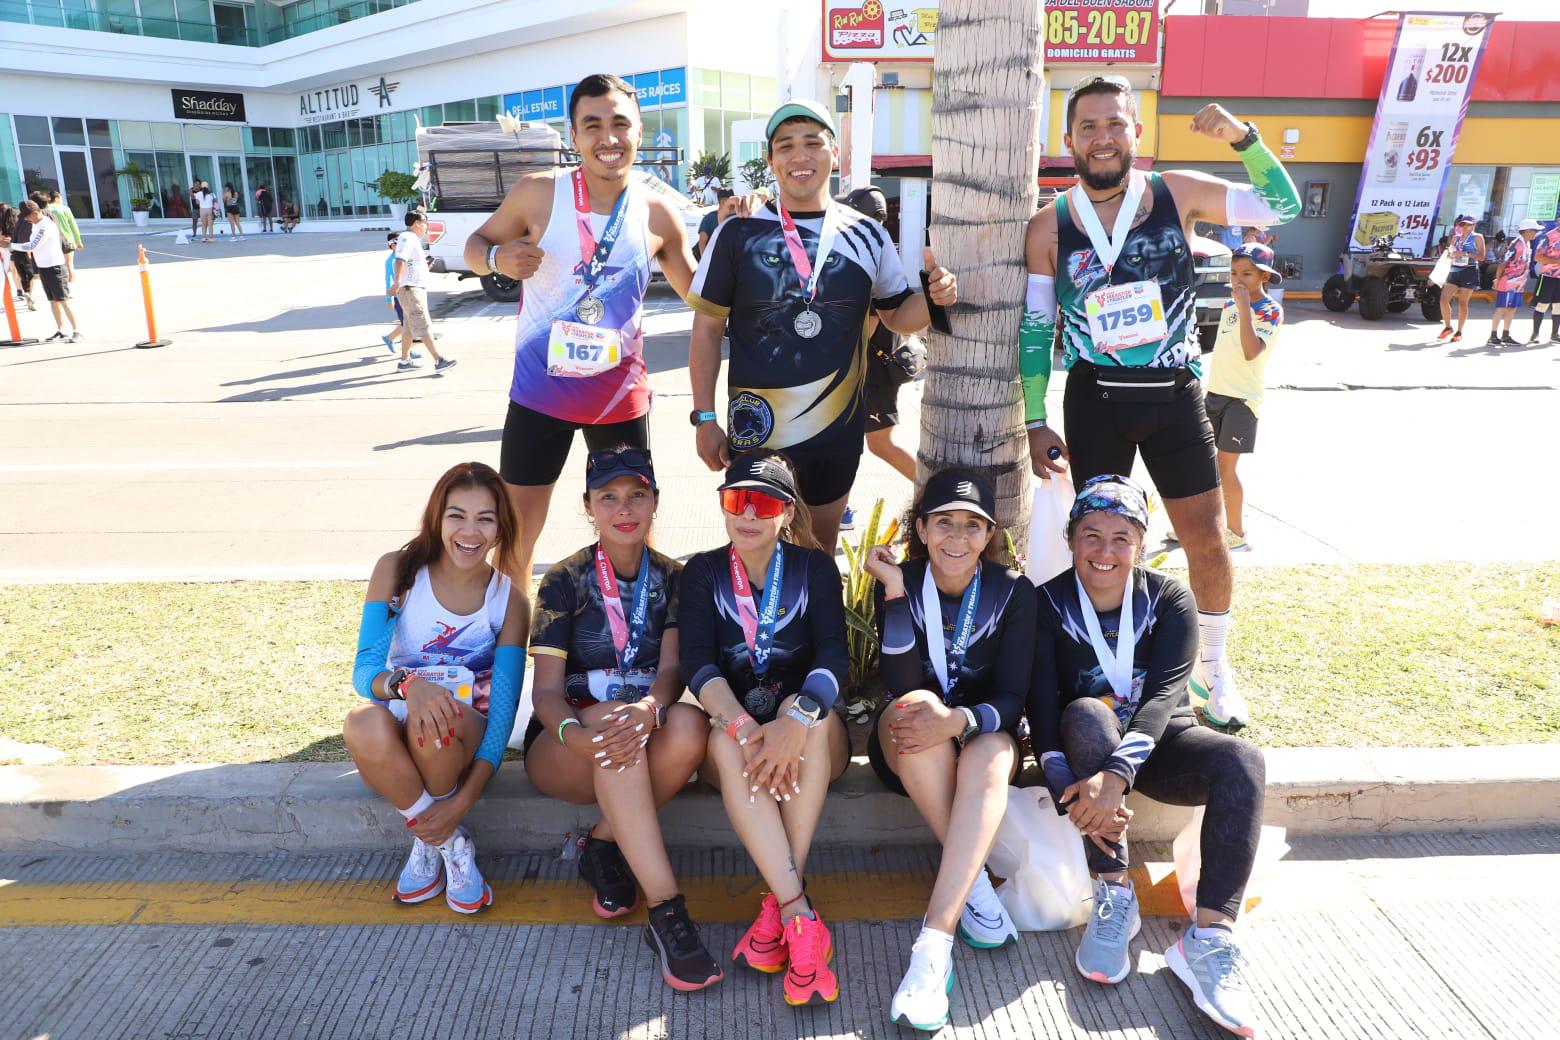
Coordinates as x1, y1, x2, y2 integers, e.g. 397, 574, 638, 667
821, 0, 1158, 64
172, 89, 246, 123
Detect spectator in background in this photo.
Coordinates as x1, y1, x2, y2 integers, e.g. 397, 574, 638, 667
281, 197, 299, 232
382, 231, 419, 358
196, 181, 218, 243
257, 184, 275, 234
695, 188, 735, 260
188, 183, 203, 239
389, 210, 455, 372
2, 199, 80, 341
222, 183, 246, 241
45, 190, 83, 283
1, 202, 39, 311
1489, 219, 1538, 346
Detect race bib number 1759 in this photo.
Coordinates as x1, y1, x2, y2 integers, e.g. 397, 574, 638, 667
1085, 281, 1168, 354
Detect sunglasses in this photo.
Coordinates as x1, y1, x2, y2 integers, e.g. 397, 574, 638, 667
587, 447, 653, 473
720, 488, 789, 519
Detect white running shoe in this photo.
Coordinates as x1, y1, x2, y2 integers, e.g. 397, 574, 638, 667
1165, 924, 1258, 1037
889, 930, 956, 1032
958, 869, 1018, 950
439, 828, 492, 914
392, 837, 445, 904
1192, 658, 1249, 728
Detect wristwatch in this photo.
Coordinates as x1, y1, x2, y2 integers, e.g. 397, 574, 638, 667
956, 706, 980, 746
787, 694, 824, 729
385, 667, 410, 700
1231, 121, 1260, 153
485, 242, 501, 274
689, 409, 717, 427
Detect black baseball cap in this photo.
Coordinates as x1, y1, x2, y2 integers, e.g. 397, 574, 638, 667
918, 469, 997, 525
719, 453, 798, 502
586, 447, 657, 491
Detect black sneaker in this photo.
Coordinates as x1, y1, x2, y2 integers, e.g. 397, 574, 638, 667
578, 835, 639, 918
45, 331, 67, 341
644, 895, 724, 991
1500, 333, 1520, 346
1486, 333, 1501, 345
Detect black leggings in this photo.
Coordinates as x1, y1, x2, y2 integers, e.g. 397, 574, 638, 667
1060, 698, 1265, 919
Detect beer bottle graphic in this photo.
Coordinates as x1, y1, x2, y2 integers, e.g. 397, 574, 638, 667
1396, 48, 1423, 102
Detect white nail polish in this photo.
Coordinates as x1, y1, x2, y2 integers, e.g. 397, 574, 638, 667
603, 759, 612, 767
594, 751, 605, 758
635, 723, 644, 732
617, 765, 626, 773
592, 735, 604, 743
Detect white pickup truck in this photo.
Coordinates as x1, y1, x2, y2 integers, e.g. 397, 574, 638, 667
419, 121, 705, 302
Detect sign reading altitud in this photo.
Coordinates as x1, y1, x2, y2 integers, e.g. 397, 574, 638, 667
822, 0, 1158, 64
171, 89, 246, 123
1347, 12, 1497, 255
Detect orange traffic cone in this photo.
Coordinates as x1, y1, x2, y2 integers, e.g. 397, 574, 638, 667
1, 257, 39, 347
135, 244, 170, 349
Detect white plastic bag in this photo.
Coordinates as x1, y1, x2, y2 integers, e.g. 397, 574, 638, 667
1171, 806, 1290, 920
1025, 477, 1076, 586
1428, 250, 1452, 288
988, 785, 1092, 931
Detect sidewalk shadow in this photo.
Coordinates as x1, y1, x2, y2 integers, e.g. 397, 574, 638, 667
373, 426, 501, 452
221, 355, 384, 387
218, 365, 443, 403
1386, 340, 1447, 351
192, 295, 406, 334
1448, 340, 1551, 358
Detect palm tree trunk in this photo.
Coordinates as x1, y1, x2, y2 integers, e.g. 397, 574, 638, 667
920, 0, 1045, 540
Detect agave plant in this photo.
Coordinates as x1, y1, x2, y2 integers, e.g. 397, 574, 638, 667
838, 499, 901, 721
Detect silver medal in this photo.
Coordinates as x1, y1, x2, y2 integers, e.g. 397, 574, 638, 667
792, 308, 822, 339
577, 294, 604, 325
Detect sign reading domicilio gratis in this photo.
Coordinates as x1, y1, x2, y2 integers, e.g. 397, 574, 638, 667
171, 89, 246, 123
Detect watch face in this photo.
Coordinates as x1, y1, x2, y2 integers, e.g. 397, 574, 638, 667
795, 694, 822, 718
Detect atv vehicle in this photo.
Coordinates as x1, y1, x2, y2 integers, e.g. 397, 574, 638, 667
1322, 237, 1442, 322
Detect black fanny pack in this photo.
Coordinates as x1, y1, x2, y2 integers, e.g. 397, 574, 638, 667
1076, 360, 1195, 403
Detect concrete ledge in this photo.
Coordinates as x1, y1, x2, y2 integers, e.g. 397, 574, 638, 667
2, 745, 1556, 854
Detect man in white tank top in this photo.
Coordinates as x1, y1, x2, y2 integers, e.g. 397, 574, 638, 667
465, 73, 756, 582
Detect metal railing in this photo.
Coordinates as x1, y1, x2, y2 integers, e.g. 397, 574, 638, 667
0, 5, 258, 45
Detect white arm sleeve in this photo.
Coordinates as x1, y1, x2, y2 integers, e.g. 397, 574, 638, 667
1025, 273, 1056, 317
1224, 184, 1283, 227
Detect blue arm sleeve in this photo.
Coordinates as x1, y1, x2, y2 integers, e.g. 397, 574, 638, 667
474, 644, 525, 772
353, 602, 395, 699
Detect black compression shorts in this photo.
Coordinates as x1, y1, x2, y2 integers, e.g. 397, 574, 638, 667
786, 451, 863, 507
1063, 361, 1219, 500
500, 400, 650, 487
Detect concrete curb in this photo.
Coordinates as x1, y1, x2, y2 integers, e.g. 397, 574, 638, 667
3, 746, 1555, 854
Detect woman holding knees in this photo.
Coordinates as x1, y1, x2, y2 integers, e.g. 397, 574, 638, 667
678, 450, 852, 1007
344, 461, 528, 915
1028, 475, 1266, 1038
861, 469, 1036, 1032
522, 446, 723, 992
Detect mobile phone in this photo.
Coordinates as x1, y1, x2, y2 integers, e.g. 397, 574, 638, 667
919, 269, 953, 334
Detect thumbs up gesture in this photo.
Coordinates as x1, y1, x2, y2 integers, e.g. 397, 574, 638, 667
923, 246, 958, 307
497, 222, 546, 281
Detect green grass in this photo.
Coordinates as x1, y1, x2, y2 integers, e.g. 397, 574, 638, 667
1, 564, 1556, 765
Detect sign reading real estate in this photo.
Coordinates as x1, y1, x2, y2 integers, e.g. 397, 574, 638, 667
1348, 12, 1496, 254
172, 89, 246, 123
821, 0, 1157, 64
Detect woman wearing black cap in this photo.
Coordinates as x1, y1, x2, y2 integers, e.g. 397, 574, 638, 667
678, 448, 851, 1008
1028, 474, 1265, 1038
524, 446, 722, 992
859, 467, 1035, 1031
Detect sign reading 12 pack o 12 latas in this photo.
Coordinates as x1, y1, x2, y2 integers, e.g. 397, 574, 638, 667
171, 89, 246, 123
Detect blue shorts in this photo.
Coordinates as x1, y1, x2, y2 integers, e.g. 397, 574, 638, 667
1495, 289, 1524, 309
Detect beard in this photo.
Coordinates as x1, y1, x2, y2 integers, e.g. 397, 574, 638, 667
1072, 146, 1135, 191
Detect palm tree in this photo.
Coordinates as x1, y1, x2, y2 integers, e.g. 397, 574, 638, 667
919, 0, 1046, 537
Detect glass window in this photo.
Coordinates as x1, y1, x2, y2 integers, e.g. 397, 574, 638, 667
347, 120, 361, 149
19, 146, 60, 194
15, 115, 52, 146
91, 147, 120, 218
477, 96, 499, 121
122, 149, 159, 217
376, 114, 393, 144
118, 121, 153, 150
0, 117, 24, 204
150, 122, 184, 150
721, 73, 750, 113
445, 99, 476, 122
153, 150, 187, 220
421, 105, 443, 128
50, 117, 85, 146
702, 108, 723, 157
304, 125, 321, 152
751, 76, 778, 113
86, 118, 112, 148
246, 127, 269, 150
692, 69, 721, 109
322, 121, 346, 150
271, 127, 295, 150
184, 124, 241, 151
272, 154, 300, 215
388, 111, 409, 142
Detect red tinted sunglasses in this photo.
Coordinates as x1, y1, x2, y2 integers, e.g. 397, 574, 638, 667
720, 488, 789, 519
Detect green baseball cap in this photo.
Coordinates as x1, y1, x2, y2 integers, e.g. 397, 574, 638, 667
765, 99, 837, 143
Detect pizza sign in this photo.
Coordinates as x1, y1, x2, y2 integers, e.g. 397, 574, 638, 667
824, 1, 938, 62
830, 0, 885, 49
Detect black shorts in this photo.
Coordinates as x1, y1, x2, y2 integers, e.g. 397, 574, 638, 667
225, 205, 240, 216
1535, 275, 1560, 307
1446, 266, 1480, 290
499, 400, 651, 487
11, 252, 36, 283
863, 358, 901, 433
1203, 392, 1259, 454
37, 265, 69, 303
1063, 360, 1219, 500
786, 450, 863, 507
866, 693, 1017, 796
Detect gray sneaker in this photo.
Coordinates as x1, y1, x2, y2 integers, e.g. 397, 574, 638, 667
1165, 924, 1257, 1037
1075, 877, 1140, 984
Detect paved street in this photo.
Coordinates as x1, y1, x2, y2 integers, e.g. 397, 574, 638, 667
2, 231, 1557, 581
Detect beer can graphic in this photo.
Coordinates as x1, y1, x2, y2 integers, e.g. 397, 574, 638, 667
1376, 122, 1409, 184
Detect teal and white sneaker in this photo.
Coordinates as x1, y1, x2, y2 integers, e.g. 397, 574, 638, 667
1165, 924, 1257, 1037
1075, 877, 1140, 984
957, 869, 1018, 949
439, 828, 493, 914
392, 837, 445, 904
889, 929, 956, 1032
1191, 658, 1249, 729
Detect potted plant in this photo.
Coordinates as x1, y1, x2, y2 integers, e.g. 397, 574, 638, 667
115, 159, 154, 227
686, 151, 732, 204
737, 156, 775, 196
370, 170, 420, 223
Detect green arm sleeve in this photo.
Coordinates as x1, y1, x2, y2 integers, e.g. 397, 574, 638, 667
1237, 138, 1301, 223
1018, 309, 1056, 423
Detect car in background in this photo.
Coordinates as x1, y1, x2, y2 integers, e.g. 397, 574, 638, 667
1190, 234, 1232, 353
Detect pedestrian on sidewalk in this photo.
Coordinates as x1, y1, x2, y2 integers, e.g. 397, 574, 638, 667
1028, 475, 1267, 1040
221, 183, 245, 240
1490, 219, 1539, 346
1529, 219, 1560, 344
44, 190, 83, 282
256, 183, 274, 234
345, 462, 527, 915
196, 182, 217, 243
280, 197, 299, 232
188, 183, 202, 240
1438, 215, 1485, 343
680, 450, 851, 1009
524, 446, 725, 992
389, 210, 454, 372
861, 469, 1034, 1031
1, 202, 39, 311
380, 232, 418, 358
2, 200, 80, 341
1204, 243, 1284, 551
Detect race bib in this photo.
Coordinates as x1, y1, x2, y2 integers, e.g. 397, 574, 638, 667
412, 664, 475, 704
547, 320, 622, 378
1085, 281, 1168, 355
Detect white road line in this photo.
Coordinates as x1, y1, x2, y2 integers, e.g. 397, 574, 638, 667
0, 564, 373, 584
0, 461, 373, 474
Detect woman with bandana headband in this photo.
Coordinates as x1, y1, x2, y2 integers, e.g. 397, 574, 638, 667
1026, 474, 1267, 1039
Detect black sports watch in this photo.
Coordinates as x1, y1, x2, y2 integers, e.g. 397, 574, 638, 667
689, 409, 717, 427
1231, 121, 1260, 153
385, 667, 410, 700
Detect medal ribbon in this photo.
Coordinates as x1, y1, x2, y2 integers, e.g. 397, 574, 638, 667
1075, 571, 1137, 704
728, 544, 785, 677
572, 168, 632, 293
922, 565, 981, 700
1068, 170, 1145, 274
776, 200, 843, 306
595, 544, 653, 676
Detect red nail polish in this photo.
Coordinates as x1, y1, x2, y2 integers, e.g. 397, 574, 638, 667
406, 818, 417, 827
449, 728, 455, 739
417, 738, 424, 748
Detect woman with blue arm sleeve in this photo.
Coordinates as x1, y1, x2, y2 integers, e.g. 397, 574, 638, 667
344, 461, 529, 915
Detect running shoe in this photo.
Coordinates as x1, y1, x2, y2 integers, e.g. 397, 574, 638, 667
782, 912, 838, 1006
1224, 529, 1249, 552
69, 331, 83, 343
1551, 333, 1560, 344
958, 869, 1018, 949
578, 835, 639, 918
643, 894, 724, 991
839, 506, 855, 531
1075, 877, 1140, 984
1165, 924, 1258, 1038
392, 836, 445, 904
1500, 333, 1520, 346
434, 357, 457, 372
731, 892, 787, 972
1486, 332, 1501, 346
381, 334, 397, 352
439, 828, 492, 914
1191, 658, 1249, 729
1451, 331, 1462, 342
1437, 325, 1454, 340
889, 930, 956, 1031
45, 331, 66, 341
396, 359, 418, 371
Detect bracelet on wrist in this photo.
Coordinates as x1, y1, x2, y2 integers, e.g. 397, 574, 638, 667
725, 713, 755, 741
1025, 418, 1048, 430
557, 716, 582, 745
485, 242, 501, 274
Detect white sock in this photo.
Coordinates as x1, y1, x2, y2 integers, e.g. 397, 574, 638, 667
1198, 609, 1230, 665
917, 925, 956, 955
397, 789, 435, 823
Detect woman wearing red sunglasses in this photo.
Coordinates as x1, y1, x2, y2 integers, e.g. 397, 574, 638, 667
677, 449, 852, 1008
523, 446, 723, 992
